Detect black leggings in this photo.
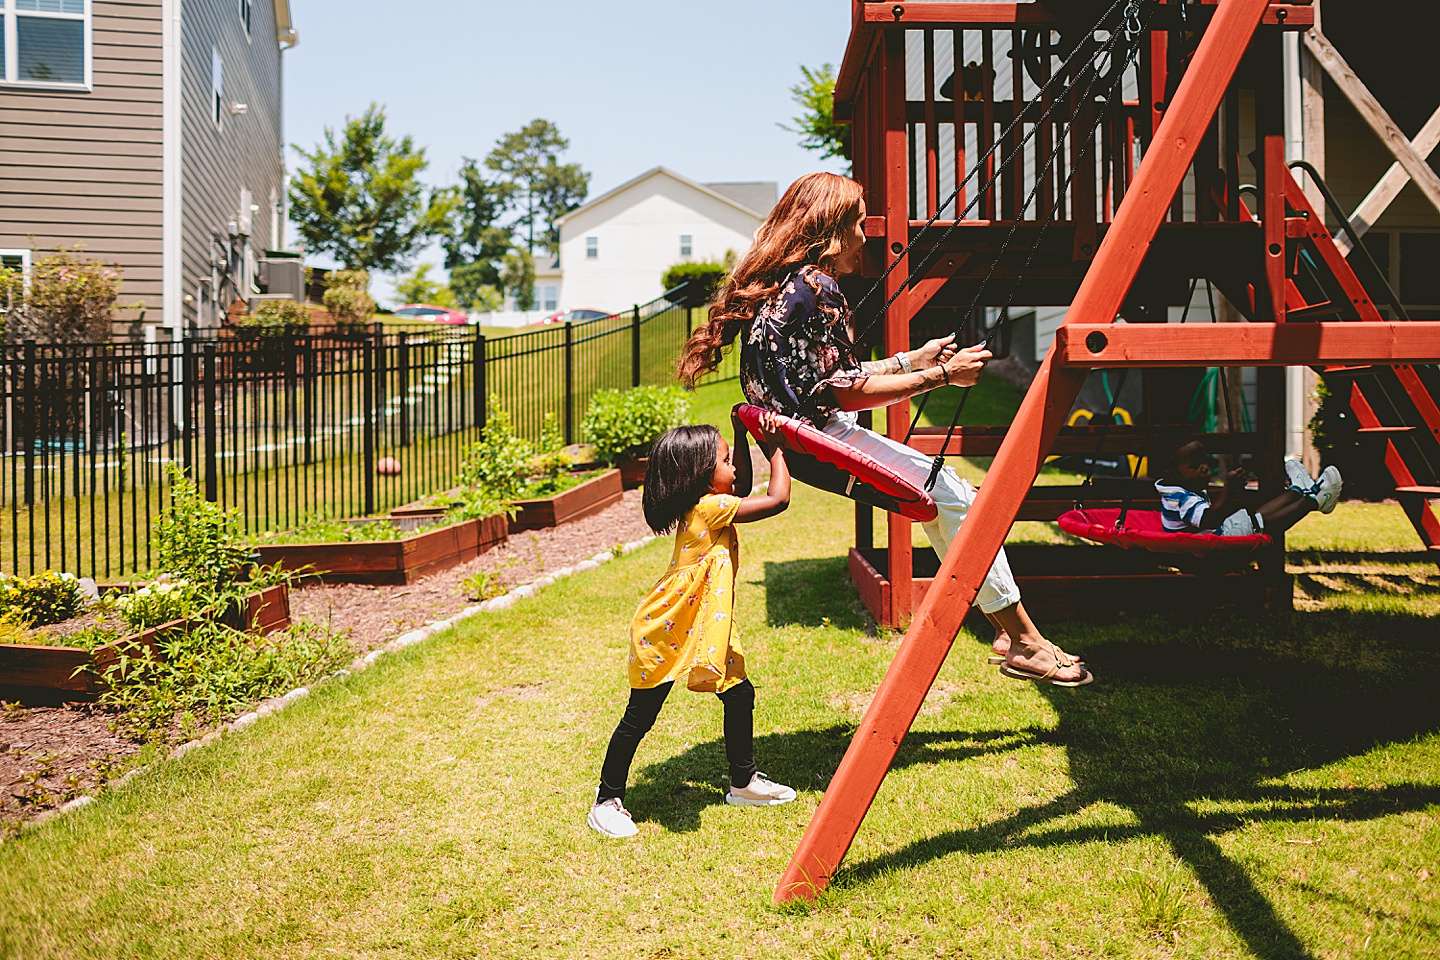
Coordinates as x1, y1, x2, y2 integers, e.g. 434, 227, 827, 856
596, 679, 757, 803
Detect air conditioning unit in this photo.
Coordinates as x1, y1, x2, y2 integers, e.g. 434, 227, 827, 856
256, 256, 305, 300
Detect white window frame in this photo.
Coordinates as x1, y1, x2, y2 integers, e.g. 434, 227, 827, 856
0, 0, 93, 91
541, 285, 558, 312
1, 248, 33, 316
585, 236, 598, 259
210, 45, 223, 131
238, 0, 251, 39
679, 234, 692, 258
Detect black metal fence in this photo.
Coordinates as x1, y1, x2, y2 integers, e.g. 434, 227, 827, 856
1, 290, 735, 579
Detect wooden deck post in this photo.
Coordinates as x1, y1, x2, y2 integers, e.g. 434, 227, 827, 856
774, 0, 1275, 903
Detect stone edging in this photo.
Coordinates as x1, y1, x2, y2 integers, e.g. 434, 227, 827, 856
22, 530, 665, 833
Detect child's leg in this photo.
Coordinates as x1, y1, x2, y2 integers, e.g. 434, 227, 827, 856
596, 682, 673, 802
716, 679, 758, 789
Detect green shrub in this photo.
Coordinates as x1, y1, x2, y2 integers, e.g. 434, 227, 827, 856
661, 259, 728, 304
114, 575, 209, 631
155, 464, 251, 587
461, 570, 507, 602
582, 385, 693, 463
321, 270, 375, 331
0, 248, 123, 344
526, 412, 576, 495
97, 619, 352, 734
257, 513, 417, 545
0, 571, 85, 627
457, 397, 533, 504
0, 614, 35, 646
234, 298, 311, 335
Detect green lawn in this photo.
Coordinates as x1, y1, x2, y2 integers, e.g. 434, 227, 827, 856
2, 477, 1436, 958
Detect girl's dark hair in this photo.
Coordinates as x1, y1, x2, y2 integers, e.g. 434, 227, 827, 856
642, 425, 721, 533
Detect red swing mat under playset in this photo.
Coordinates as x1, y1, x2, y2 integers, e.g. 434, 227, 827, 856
757, 0, 1440, 903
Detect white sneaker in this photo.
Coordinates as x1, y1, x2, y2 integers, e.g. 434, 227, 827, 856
1284, 456, 1317, 495
725, 772, 796, 807
587, 797, 639, 838
1311, 465, 1343, 514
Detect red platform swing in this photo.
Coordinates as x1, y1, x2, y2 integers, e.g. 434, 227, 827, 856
1056, 506, 1270, 556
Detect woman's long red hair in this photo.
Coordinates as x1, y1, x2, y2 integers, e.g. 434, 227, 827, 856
677, 172, 864, 387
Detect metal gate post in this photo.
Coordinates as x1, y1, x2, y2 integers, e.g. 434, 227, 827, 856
202, 343, 218, 503
363, 333, 376, 515
474, 331, 487, 433
563, 320, 575, 445
631, 305, 641, 387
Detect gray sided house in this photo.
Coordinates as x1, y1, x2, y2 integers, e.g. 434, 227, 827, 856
0, 0, 295, 336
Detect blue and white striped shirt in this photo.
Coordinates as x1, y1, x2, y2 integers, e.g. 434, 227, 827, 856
1154, 481, 1208, 531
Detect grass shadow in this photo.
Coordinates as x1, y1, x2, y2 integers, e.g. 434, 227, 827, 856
829, 604, 1440, 959
628, 724, 1053, 833
760, 557, 874, 631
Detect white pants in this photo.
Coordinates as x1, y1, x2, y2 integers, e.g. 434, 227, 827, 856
823, 410, 1023, 615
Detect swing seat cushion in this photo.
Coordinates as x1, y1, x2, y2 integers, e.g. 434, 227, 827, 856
1057, 507, 1271, 557
732, 404, 938, 522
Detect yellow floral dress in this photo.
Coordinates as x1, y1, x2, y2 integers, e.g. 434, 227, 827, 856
628, 493, 746, 694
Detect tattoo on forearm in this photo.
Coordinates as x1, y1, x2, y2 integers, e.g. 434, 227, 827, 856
861, 357, 903, 376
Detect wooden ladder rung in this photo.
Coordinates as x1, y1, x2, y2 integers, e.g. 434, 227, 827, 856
1356, 426, 1415, 434
1394, 486, 1440, 497
1321, 364, 1375, 374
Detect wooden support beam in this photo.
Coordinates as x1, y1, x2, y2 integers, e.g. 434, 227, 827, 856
1336, 104, 1440, 255
1303, 28, 1440, 220
774, 0, 1273, 904
1054, 321, 1440, 367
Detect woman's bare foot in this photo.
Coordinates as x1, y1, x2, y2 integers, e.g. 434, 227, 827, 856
1002, 637, 1090, 685
990, 631, 1082, 666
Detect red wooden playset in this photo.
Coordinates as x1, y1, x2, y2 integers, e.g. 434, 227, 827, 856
772, 0, 1440, 902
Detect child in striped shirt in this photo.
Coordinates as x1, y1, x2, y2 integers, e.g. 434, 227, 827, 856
1152, 437, 1343, 537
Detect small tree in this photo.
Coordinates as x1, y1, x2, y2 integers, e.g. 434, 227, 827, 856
781, 64, 851, 167
1, 248, 122, 343
485, 119, 590, 256
393, 263, 456, 308
444, 158, 513, 286
449, 262, 504, 311
500, 249, 536, 311
289, 104, 457, 273
661, 259, 728, 305
321, 270, 375, 331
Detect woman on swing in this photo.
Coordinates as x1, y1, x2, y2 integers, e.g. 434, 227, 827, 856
678, 172, 1091, 687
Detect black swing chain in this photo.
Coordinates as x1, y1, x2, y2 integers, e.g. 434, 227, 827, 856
848, 0, 1135, 344
918, 0, 1154, 492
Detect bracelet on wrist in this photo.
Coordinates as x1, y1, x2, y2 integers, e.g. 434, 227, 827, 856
894, 351, 912, 374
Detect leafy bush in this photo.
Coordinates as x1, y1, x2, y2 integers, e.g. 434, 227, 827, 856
155, 464, 252, 587
321, 270, 376, 331
0, 571, 86, 627
98, 619, 352, 734
661, 259, 728, 306
0, 248, 123, 344
461, 570, 507, 602
234, 298, 311, 335
457, 396, 533, 504
258, 514, 417, 545
1310, 375, 1394, 500
114, 575, 209, 631
582, 385, 693, 463
0, 615, 35, 646
526, 412, 576, 495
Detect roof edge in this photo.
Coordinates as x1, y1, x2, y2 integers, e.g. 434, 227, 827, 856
273, 0, 297, 48
556, 166, 768, 226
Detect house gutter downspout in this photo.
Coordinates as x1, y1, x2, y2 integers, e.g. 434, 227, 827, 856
162, 0, 183, 331
1282, 30, 1307, 463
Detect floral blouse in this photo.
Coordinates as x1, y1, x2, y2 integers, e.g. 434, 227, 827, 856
739, 265, 867, 426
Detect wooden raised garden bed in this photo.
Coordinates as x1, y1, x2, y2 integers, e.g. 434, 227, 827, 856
617, 457, 647, 490
510, 468, 623, 532
253, 514, 508, 586
0, 584, 291, 703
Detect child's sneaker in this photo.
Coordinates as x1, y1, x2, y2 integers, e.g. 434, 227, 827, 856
726, 772, 796, 807
1311, 465, 1343, 514
1284, 456, 1317, 494
588, 797, 638, 838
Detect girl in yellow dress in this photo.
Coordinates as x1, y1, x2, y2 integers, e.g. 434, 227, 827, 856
588, 413, 793, 839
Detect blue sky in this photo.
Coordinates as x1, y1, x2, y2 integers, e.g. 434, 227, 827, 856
282, 0, 851, 301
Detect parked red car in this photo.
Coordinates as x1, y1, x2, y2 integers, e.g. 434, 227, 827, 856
541, 308, 611, 325
393, 304, 470, 325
